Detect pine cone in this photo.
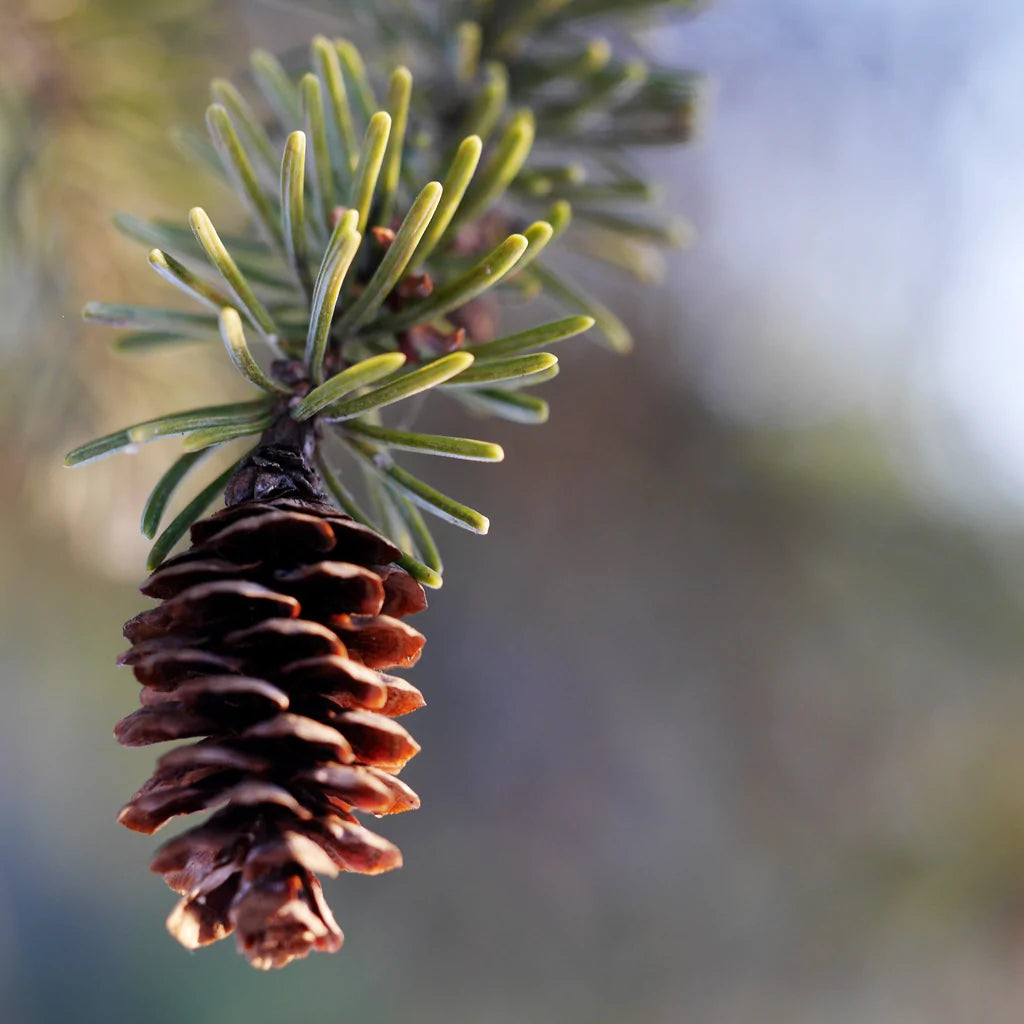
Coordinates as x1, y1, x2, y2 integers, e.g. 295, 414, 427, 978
114, 481, 427, 969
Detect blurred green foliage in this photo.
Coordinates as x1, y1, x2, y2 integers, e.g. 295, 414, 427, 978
0, 0, 242, 572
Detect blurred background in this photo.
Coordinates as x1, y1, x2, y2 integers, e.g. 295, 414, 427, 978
4, 0, 1024, 1021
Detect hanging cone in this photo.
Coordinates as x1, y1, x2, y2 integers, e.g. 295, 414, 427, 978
114, 437, 427, 969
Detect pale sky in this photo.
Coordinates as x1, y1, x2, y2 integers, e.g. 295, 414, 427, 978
657, 0, 1024, 516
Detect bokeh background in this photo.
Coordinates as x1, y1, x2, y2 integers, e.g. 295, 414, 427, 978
4, 1, 1024, 1021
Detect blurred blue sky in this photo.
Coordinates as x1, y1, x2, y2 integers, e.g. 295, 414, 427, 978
658, 0, 1024, 518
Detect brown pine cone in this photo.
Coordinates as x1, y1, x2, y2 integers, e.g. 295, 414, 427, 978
114, 494, 427, 969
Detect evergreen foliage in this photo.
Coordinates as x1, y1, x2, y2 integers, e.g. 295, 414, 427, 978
61, 6, 704, 969
319, 0, 704, 323
67, 9, 703, 583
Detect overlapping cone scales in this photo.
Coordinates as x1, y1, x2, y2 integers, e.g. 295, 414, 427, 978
116, 496, 427, 969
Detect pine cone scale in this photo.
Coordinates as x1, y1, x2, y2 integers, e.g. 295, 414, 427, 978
118, 647, 243, 687
223, 617, 347, 663
137, 674, 290, 709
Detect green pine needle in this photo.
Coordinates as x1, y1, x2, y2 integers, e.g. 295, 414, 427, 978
141, 449, 211, 539
379, 66, 412, 224
304, 212, 362, 382
292, 352, 407, 421
147, 248, 235, 313
146, 457, 247, 570
364, 470, 413, 552
460, 61, 507, 144
454, 22, 482, 85
311, 35, 359, 176
181, 416, 275, 452
64, 428, 135, 467
210, 77, 278, 176
127, 401, 273, 444
467, 314, 594, 359
545, 199, 572, 241
83, 303, 218, 336
319, 351, 475, 422
350, 111, 392, 232
439, 351, 557, 387
206, 103, 284, 253
580, 208, 693, 248
281, 131, 312, 295
508, 219, 553, 275
454, 387, 550, 424
300, 73, 337, 227
346, 439, 489, 534
381, 484, 444, 572
250, 49, 301, 125
343, 421, 504, 462
334, 180, 442, 333
528, 262, 633, 354
396, 554, 444, 589
451, 108, 534, 229
188, 207, 280, 341
218, 308, 290, 394
335, 39, 379, 123
64, 401, 269, 466
410, 134, 482, 269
